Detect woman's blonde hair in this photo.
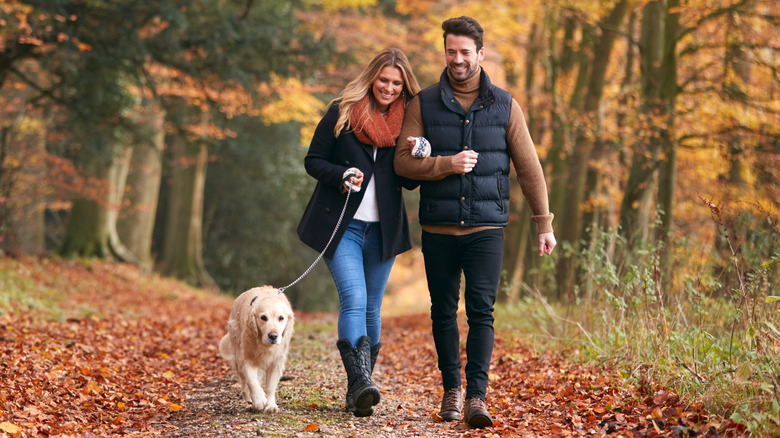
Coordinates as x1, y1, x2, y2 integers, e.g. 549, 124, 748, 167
331, 48, 421, 137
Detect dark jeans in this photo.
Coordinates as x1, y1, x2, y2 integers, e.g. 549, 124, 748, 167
421, 228, 503, 400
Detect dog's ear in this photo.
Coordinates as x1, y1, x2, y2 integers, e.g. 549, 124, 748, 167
282, 311, 295, 340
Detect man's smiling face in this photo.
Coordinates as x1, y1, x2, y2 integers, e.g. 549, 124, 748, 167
444, 34, 484, 82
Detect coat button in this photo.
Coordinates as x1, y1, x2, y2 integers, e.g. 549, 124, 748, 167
464, 146, 469, 150
465, 120, 470, 124
461, 197, 465, 201
460, 221, 465, 225
325, 208, 331, 213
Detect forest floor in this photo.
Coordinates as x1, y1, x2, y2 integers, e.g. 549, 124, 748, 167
0, 256, 742, 437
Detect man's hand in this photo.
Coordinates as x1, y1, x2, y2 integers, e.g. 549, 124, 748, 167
451, 150, 479, 174
538, 232, 556, 256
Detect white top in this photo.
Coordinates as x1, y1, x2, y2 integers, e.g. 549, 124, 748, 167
353, 146, 380, 222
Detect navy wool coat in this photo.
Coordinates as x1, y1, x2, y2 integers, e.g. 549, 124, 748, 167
297, 102, 417, 262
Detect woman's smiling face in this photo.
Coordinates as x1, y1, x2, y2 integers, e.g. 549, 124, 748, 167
371, 66, 404, 112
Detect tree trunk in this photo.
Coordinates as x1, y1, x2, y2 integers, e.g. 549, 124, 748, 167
1, 120, 46, 256
502, 24, 543, 303
618, 0, 668, 266
724, 8, 751, 190
525, 22, 542, 140
117, 101, 165, 269
712, 8, 752, 288
158, 133, 214, 287
538, 9, 575, 301
653, 0, 680, 291
106, 145, 139, 264
501, 197, 530, 303
0, 63, 47, 256
556, 0, 630, 301
59, 133, 114, 258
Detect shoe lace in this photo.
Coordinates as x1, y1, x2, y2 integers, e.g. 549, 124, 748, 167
443, 388, 461, 408
466, 397, 485, 411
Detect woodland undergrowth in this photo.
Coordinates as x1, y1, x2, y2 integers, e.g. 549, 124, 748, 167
497, 200, 780, 436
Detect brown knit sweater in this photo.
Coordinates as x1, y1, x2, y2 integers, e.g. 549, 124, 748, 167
394, 68, 554, 235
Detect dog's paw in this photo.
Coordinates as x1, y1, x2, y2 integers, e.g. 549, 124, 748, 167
251, 397, 268, 412
262, 402, 279, 413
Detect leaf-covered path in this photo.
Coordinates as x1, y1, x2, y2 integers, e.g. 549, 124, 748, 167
0, 257, 736, 437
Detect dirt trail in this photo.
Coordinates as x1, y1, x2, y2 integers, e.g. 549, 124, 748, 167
168, 312, 726, 437
167, 312, 468, 438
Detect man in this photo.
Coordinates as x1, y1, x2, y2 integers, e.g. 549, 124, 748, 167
394, 16, 556, 428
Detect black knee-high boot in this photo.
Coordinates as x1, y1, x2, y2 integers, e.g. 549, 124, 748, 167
370, 341, 381, 374
337, 336, 380, 417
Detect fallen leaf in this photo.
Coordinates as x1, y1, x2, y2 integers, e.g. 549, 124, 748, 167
169, 404, 183, 411
305, 423, 318, 431
0, 421, 20, 433
87, 380, 101, 393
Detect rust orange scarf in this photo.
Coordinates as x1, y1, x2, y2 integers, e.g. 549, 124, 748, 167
349, 95, 405, 147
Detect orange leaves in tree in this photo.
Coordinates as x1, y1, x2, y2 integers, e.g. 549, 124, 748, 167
256, 73, 326, 145
394, 0, 437, 16
136, 63, 244, 140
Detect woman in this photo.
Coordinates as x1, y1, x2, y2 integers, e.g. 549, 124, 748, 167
297, 48, 420, 417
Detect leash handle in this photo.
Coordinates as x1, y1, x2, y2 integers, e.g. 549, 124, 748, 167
278, 189, 351, 294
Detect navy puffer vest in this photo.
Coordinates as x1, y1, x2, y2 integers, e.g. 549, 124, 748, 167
418, 69, 512, 227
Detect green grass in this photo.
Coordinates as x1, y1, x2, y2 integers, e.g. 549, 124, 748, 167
0, 260, 65, 319
495, 217, 780, 436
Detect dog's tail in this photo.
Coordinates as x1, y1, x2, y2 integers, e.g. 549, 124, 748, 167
218, 334, 234, 360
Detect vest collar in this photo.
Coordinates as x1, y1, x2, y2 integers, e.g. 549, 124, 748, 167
438, 67, 496, 114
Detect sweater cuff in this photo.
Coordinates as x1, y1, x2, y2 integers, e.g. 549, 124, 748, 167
532, 213, 554, 234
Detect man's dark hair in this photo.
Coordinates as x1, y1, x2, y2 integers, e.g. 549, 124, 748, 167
441, 16, 484, 51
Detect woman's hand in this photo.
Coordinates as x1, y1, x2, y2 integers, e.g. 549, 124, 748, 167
342, 168, 364, 193
407, 136, 431, 158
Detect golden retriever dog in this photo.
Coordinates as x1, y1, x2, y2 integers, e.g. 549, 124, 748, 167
219, 286, 294, 413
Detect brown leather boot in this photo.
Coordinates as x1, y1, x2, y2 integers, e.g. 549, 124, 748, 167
438, 387, 463, 421
464, 397, 493, 428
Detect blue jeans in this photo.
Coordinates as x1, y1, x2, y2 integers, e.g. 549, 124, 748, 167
325, 219, 395, 348
421, 229, 504, 400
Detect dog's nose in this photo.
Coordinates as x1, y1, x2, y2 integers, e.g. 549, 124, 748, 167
268, 332, 278, 343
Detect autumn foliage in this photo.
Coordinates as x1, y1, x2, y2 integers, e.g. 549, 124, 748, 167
0, 256, 750, 437
1, 0, 779, 435
0, 257, 231, 436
